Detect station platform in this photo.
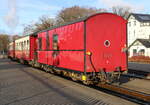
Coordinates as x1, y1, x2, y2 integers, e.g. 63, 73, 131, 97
128, 62, 150, 73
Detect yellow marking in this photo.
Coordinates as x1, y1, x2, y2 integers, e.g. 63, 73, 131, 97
86, 51, 91, 55
82, 75, 86, 81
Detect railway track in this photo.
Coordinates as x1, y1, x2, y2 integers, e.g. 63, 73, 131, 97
96, 83, 150, 104
97, 70, 150, 104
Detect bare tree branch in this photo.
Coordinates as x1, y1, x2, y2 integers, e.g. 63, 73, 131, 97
56, 6, 107, 24
23, 16, 55, 35
112, 6, 131, 19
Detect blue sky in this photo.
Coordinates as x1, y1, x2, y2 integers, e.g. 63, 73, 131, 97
0, 0, 150, 35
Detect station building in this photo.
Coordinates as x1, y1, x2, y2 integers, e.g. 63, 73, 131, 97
129, 39, 150, 57
128, 13, 150, 57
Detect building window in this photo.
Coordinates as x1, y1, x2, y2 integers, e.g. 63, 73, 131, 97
139, 49, 145, 56
144, 22, 146, 26
146, 22, 149, 26
140, 23, 143, 27
133, 49, 137, 56
128, 22, 131, 27
134, 21, 136, 26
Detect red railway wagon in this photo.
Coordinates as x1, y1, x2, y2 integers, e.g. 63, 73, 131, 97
8, 41, 15, 59
36, 13, 127, 83
9, 33, 37, 63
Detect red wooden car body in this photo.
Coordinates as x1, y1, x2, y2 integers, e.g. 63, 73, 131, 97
37, 13, 127, 73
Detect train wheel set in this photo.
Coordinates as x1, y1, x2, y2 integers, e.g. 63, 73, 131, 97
10, 58, 124, 86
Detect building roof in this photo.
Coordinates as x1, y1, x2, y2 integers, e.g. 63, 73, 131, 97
129, 39, 150, 48
131, 13, 150, 22
137, 39, 150, 48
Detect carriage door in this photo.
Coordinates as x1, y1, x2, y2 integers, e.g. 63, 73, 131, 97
13, 41, 15, 58
52, 34, 59, 66
46, 31, 50, 64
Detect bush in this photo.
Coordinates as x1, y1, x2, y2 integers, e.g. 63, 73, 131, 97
128, 56, 150, 63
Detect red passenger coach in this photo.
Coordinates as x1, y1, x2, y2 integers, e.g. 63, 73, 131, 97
36, 13, 127, 83
8, 33, 37, 64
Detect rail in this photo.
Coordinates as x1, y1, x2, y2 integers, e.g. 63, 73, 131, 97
97, 83, 150, 103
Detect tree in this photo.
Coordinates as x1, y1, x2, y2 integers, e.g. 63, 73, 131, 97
11, 35, 22, 41
34, 15, 55, 31
23, 15, 55, 35
23, 24, 35, 35
0, 34, 10, 53
23, 6, 107, 35
56, 6, 106, 24
112, 6, 131, 19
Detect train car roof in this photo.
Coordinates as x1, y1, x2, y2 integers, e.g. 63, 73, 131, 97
38, 12, 124, 33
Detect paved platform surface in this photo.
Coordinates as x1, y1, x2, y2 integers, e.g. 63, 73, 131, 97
0, 59, 137, 105
128, 62, 150, 73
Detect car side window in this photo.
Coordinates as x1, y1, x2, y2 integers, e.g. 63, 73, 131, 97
53, 34, 58, 50
46, 31, 50, 50
38, 38, 42, 50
